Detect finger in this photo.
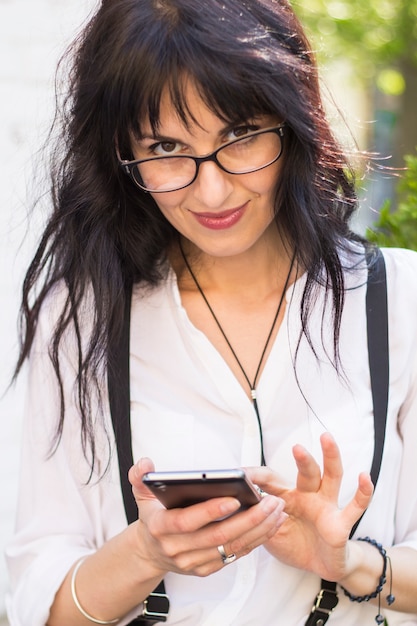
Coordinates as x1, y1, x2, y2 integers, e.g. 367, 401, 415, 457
160, 496, 242, 536
157, 499, 286, 579
244, 466, 287, 497
147, 498, 245, 563
167, 544, 226, 577
204, 495, 286, 553
128, 457, 158, 503
129, 459, 244, 529
342, 472, 374, 527
162, 540, 242, 577
163, 493, 285, 557
221, 498, 288, 557
292, 443, 322, 492
319, 432, 344, 498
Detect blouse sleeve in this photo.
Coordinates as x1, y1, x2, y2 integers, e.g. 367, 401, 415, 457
5, 289, 125, 625
384, 248, 417, 549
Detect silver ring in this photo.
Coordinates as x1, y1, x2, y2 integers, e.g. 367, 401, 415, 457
217, 544, 237, 565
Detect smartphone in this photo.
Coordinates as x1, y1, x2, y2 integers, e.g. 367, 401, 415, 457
142, 468, 262, 511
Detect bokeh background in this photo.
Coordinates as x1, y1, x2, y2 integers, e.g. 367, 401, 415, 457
1, 0, 416, 623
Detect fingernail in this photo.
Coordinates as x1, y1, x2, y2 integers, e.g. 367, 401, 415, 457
277, 511, 288, 526
260, 495, 280, 514
134, 458, 144, 477
219, 498, 241, 515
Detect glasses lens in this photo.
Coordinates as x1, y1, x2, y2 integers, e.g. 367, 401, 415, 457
217, 130, 282, 174
133, 157, 196, 193
129, 128, 283, 192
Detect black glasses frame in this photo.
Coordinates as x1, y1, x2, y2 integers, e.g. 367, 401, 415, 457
118, 124, 285, 193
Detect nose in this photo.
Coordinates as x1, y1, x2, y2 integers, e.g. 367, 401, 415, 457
191, 160, 234, 209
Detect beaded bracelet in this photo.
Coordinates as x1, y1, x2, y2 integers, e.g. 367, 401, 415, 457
341, 537, 395, 625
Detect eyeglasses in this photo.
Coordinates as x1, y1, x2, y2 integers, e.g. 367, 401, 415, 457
118, 125, 285, 193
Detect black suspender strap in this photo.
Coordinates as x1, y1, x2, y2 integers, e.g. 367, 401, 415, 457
108, 284, 137, 525
108, 283, 169, 625
305, 247, 389, 626
365, 248, 390, 492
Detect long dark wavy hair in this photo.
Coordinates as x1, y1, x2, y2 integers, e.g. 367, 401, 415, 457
16, 0, 365, 473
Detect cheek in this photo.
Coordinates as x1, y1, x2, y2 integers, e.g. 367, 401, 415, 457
150, 192, 183, 221
247, 162, 281, 198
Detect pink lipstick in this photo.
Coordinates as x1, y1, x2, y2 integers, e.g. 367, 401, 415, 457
191, 205, 246, 230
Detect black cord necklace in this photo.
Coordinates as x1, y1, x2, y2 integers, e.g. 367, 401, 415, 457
179, 241, 295, 466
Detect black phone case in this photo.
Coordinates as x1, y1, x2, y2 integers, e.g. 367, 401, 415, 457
142, 470, 261, 510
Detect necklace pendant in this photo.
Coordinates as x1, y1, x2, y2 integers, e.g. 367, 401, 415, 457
251, 389, 257, 400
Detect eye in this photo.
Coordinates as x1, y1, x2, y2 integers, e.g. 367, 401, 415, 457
150, 141, 184, 156
226, 124, 259, 142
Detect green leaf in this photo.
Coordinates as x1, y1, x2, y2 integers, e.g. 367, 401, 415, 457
366, 150, 417, 251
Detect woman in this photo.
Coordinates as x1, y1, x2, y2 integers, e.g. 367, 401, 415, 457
6, 0, 417, 624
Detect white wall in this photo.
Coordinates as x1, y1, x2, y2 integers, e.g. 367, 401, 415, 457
0, 1, 97, 618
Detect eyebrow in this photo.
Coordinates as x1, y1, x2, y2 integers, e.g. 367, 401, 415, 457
138, 119, 261, 143
139, 132, 184, 142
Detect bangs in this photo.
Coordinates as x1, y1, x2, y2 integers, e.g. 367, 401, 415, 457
132, 60, 276, 140
109, 0, 313, 153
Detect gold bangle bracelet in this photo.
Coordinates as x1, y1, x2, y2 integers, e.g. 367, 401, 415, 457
70, 557, 120, 624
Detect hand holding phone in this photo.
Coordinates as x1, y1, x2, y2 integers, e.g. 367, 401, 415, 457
142, 468, 262, 511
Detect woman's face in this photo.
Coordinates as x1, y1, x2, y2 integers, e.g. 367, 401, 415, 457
132, 81, 284, 260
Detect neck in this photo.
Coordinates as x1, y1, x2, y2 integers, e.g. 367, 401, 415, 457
172, 231, 296, 299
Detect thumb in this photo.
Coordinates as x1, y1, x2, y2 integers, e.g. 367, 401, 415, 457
128, 457, 158, 504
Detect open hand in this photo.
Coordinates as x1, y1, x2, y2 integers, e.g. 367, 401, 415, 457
246, 432, 374, 581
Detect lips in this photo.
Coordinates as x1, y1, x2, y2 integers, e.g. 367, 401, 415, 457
190, 204, 247, 230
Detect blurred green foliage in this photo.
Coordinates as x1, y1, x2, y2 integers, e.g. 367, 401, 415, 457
294, 0, 417, 250
294, 0, 417, 76
366, 152, 417, 250
294, 0, 417, 160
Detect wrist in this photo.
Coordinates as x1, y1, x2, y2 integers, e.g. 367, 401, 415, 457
338, 538, 369, 589
125, 520, 167, 581
340, 538, 386, 599
338, 537, 395, 625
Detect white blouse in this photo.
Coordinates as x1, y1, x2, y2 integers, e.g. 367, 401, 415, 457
6, 247, 417, 626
